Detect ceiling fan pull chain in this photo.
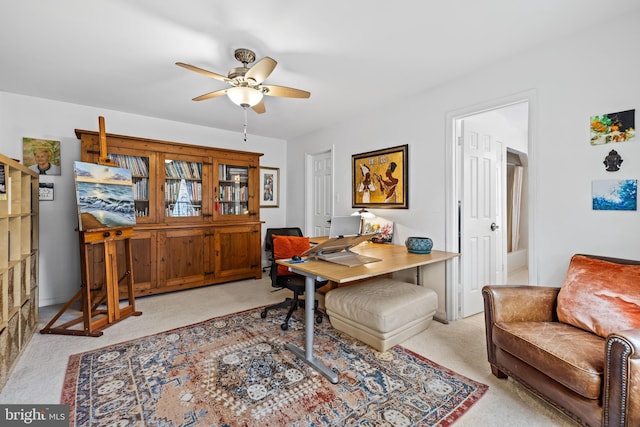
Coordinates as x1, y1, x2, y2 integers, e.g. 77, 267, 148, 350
243, 106, 248, 142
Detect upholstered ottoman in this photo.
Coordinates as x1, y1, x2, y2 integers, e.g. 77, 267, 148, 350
324, 278, 438, 352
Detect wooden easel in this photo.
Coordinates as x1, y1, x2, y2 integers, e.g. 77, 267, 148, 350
40, 117, 142, 336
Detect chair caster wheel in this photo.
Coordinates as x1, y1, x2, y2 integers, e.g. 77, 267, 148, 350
316, 315, 323, 324
260, 311, 267, 319
281, 323, 289, 331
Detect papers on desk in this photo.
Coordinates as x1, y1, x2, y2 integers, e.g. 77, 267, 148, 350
317, 251, 381, 267
303, 234, 381, 267
303, 234, 373, 256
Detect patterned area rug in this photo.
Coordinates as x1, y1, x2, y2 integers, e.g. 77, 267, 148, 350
62, 307, 488, 426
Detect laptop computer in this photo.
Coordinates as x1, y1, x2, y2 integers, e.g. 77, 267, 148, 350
328, 215, 362, 237
303, 234, 381, 267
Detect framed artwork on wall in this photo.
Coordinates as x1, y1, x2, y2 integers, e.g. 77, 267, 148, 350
590, 109, 635, 145
260, 166, 279, 207
592, 179, 637, 211
23, 137, 62, 176
352, 144, 408, 209
39, 182, 54, 201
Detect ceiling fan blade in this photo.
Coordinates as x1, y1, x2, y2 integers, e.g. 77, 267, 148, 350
176, 62, 229, 82
262, 85, 310, 99
245, 57, 277, 84
192, 88, 227, 101
252, 101, 266, 114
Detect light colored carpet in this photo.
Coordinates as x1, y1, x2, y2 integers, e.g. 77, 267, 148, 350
2, 276, 578, 426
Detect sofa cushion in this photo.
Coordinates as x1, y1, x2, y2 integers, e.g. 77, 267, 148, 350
556, 255, 640, 338
272, 235, 309, 276
493, 321, 605, 399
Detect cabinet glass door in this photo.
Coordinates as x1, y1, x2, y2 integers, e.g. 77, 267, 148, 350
217, 163, 249, 216
107, 153, 151, 220
164, 158, 203, 218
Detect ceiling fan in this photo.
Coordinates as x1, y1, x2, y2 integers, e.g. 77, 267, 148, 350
176, 48, 310, 114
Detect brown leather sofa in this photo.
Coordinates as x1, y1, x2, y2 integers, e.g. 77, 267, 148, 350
482, 254, 640, 426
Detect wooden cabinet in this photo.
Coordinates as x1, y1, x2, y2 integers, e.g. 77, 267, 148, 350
213, 223, 261, 281
76, 130, 263, 297
0, 153, 38, 390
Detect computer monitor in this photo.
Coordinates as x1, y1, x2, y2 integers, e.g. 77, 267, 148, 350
329, 215, 361, 237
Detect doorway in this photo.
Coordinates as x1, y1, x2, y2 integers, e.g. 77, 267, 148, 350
305, 149, 334, 237
445, 92, 536, 320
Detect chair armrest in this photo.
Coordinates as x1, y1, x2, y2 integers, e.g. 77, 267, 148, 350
482, 285, 560, 323
604, 328, 640, 426
482, 285, 560, 372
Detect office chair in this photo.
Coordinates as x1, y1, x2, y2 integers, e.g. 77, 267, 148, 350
260, 228, 325, 330
262, 227, 305, 273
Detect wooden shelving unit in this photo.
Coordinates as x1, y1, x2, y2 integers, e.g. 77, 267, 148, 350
0, 153, 38, 389
76, 130, 263, 297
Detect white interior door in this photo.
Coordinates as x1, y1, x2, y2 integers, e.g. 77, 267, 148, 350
310, 150, 332, 236
461, 118, 503, 316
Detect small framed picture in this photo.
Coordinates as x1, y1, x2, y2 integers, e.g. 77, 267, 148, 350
39, 182, 54, 201
259, 166, 279, 207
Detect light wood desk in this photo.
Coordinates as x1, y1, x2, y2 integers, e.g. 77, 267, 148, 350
277, 241, 459, 383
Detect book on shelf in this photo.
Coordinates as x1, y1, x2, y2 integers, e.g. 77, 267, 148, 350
165, 160, 202, 180
0, 163, 6, 200
108, 153, 149, 177
6, 176, 11, 213
219, 165, 248, 181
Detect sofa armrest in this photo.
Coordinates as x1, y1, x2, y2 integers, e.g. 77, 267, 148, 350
604, 328, 640, 426
482, 285, 560, 323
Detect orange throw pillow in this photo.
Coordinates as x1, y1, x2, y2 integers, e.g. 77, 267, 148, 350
557, 254, 640, 338
272, 235, 310, 276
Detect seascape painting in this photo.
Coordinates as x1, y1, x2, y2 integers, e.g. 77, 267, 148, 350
592, 179, 637, 211
74, 161, 137, 231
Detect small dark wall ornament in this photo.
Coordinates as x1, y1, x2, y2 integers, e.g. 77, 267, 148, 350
603, 149, 623, 172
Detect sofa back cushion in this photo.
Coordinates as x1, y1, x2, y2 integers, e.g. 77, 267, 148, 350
272, 235, 310, 276
557, 254, 640, 338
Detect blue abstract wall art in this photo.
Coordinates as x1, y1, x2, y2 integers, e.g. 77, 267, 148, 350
592, 179, 637, 211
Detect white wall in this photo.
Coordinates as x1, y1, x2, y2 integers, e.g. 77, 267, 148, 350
287, 12, 640, 287
3, 12, 640, 306
0, 92, 287, 306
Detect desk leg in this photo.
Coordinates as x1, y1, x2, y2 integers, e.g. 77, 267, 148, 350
285, 275, 338, 384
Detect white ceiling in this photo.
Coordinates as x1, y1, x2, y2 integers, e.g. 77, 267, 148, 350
2, 0, 639, 140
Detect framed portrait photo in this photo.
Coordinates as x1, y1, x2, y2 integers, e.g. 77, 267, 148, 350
352, 144, 408, 209
23, 137, 62, 176
259, 166, 279, 207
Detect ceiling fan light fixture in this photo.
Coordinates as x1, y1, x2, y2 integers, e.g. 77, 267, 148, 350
227, 86, 263, 107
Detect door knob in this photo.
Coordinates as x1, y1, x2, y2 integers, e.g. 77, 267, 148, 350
491, 222, 499, 231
